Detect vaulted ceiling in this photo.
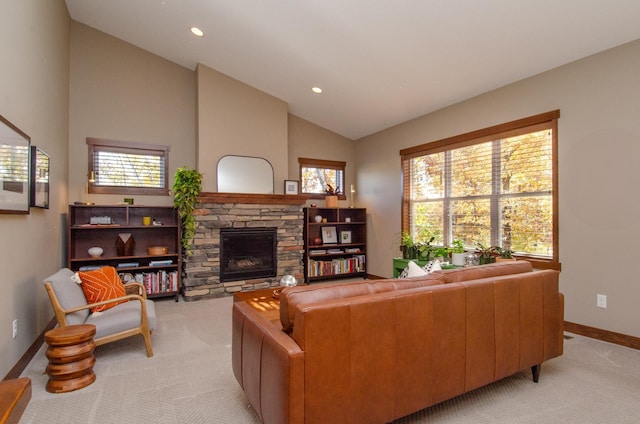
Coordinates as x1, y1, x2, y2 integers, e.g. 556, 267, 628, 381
66, 0, 640, 139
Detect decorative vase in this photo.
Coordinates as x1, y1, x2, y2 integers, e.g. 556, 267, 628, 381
314, 215, 322, 223
116, 233, 135, 256
325, 195, 338, 208
87, 246, 103, 258
451, 252, 467, 266
313, 237, 323, 245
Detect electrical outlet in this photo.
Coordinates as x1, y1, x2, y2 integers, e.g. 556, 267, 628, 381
597, 294, 607, 308
12, 319, 18, 339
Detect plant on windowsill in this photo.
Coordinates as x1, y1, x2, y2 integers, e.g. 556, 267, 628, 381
494, 246, 516, 262
400, 231, 416, 259
476, 242, 495, 265
432, 246, 450, 263
173, 166, 203, 256
450, 239, 467, 266
324, 184, 342, 208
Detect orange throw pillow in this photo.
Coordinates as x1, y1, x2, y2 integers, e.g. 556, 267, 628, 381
77, 266, 128, 313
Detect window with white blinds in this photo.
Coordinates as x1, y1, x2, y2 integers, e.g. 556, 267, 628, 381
87, 138, 170, 196
401, 110, 560, 268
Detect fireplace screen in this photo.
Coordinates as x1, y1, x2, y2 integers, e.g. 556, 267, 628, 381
220, 227, 277, 282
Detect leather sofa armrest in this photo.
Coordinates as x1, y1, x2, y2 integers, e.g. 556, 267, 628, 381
232, 302, 305, 424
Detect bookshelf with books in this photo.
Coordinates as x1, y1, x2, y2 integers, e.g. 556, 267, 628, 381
303, 207, 367, 282
67, 204, 181, 301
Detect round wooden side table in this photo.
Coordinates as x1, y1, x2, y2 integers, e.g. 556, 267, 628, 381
44, 324, 97, 393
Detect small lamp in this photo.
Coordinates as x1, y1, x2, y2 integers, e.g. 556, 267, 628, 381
75, 171, 95, 205
349, 184, 355, 208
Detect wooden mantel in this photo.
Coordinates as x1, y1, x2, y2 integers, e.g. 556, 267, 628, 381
197, 192, 309, 205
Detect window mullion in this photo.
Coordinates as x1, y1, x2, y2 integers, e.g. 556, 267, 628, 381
491, 140, 501, 247
443, 150, 452, 246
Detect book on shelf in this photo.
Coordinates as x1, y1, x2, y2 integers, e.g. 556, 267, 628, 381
309, 249, 327, 255
149, 259, 173, 266
127, 270, 179, 294
307, 255, 366, 277
327, 248, 343, 254
117, 262, 139, 268
344, 247, 361, 253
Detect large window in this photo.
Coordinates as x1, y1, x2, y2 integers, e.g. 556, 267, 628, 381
87, 138, 170, 196
401, 111, 559, 269
299, 157, 346, 199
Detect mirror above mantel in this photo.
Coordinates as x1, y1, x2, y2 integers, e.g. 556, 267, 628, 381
217, 155, 274, 194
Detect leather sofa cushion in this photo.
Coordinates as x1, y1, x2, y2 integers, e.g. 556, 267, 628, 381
440, 260, 532, 283
280, 274, 445, 333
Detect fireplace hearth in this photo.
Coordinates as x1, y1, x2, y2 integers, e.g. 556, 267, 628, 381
220, 227, 277, 282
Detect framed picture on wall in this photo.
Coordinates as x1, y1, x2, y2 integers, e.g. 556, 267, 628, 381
30, 146, 50, 209
284, 180, 299, 195
0, 114, 30, 214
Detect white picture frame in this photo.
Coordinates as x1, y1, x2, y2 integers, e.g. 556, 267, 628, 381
340, 230, 352, 244
321, 226, 338, 244
284, 179, 299, 195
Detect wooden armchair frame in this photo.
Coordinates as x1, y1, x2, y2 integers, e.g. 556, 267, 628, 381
44, 281, 154, 357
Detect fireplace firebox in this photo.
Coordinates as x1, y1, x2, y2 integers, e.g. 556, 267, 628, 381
220, 228, 277, 282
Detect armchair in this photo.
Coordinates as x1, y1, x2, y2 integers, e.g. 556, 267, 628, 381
43, 268, 156, 357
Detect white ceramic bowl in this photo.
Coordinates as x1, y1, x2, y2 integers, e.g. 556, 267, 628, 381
88, 246, 104, 258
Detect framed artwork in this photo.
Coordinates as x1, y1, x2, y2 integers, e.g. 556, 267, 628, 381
30, 146, 50, 209
284, 179, 299, 195
0, 114, 30, 214
321, 226, 338, 244
340, 230, 352, 244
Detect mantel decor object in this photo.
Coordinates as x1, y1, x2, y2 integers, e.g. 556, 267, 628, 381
115, 233, 135, 256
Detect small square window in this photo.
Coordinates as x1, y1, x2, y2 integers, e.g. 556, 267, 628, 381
298, 157, 346, 198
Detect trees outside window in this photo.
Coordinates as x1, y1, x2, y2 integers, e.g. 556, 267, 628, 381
299, 157, 346, 199
401, 111, 559, 269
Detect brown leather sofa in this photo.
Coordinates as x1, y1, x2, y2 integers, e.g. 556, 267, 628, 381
232, 261, 564, 424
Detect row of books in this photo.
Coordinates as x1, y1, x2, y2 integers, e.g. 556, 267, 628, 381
307, 255, 366, 277
309, 247, 361, 255
120, 270, 179, 294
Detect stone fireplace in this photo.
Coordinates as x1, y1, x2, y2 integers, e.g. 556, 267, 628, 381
220, 227, 277, 282
182, 192, 306, 301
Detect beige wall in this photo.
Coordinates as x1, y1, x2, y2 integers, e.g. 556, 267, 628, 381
288, 114, 356, 206
355, 39, 640, 338
69, 22, 196, 206
0, 0, 70, 377
196, 64, 288, 193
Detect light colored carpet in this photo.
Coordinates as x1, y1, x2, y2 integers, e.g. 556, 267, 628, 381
19, 296, 640, 423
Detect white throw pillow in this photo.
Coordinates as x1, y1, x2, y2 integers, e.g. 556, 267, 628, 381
399, 260, 428, 278
422, 259, 442, 273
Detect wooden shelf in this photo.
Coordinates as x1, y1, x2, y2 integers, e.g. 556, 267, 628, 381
67, 204, 182, 301
303, 207, 366, 283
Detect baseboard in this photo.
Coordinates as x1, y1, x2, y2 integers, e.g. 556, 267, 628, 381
3, 318, 57, 381
564, 321, 640, 351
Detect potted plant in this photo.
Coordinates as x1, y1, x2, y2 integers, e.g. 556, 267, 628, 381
450, 239, 466, 266
325, 184, 341, 208
476, 242, 495, 265
400, 231, 416, 259
173, 166, 203, 255
432, 246, 450, 263
494, 246, 516, 262
417, 236, 435, 261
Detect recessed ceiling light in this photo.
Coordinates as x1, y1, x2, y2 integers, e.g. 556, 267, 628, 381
190, 27, 204, 37
311, 87, 323, 94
